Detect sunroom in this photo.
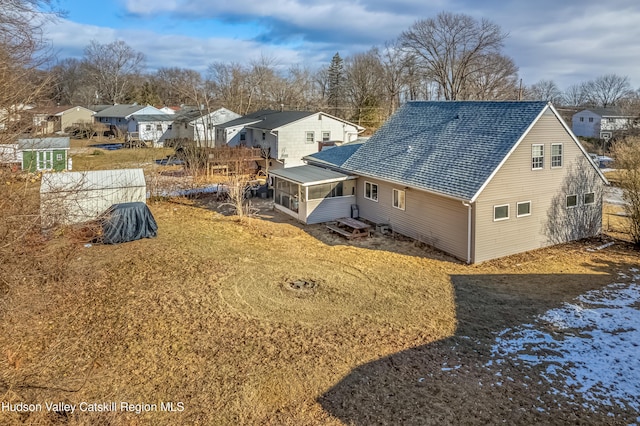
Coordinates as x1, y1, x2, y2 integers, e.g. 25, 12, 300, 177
269, 165, 357, 224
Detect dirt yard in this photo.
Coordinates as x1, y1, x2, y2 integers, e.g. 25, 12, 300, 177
0, 149, 638, 425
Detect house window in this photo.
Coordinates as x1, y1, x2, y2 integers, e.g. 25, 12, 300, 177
207, 123, 214, 130
156, 124, 163, 131
305, 131, 315, 144
566, 194, 578, 208
532, 144, 544, 170
584, 192, 595, 205
588, 117, 594, 123
364, 181, 378, 202
145, 124, 152, 131
308, 182, 343, 200
516, 201, 531, 217
322, 131, 330, 141
168, 124, 172, 130
262, 131, 266, 141
551, 143, 563, 168
240, 132, 246, 141
392, 189, 405, 210
494, 204, 509, 221
580, 117, 584, 122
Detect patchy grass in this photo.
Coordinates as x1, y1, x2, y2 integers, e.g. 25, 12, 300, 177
71, 147, 174, 172
0, 196, 638, 424
1, 153, 639, 424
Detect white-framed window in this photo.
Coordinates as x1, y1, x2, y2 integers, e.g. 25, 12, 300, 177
584, 192, 595, 205
516, 201, 531, 217
566, 194, 578, 208
207, 123, 214, 130
392, 189, 405, 210
532, 144, 544, 170
156, 124, 163, 131
494, 204, 509, 221
305, 131, 315, 144
364, 181, 378, 202
551, 143, 563, 168
322, 131, 330, 141
145, 124, 152, 131
56, 153, 63, 161
588, 117, 594, 123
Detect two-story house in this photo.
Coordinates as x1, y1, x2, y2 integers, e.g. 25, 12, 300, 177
271, 101, 607, 263
572, 108, 636, 139
219, 110, 364, 168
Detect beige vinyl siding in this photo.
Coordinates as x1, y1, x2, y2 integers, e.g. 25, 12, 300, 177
60, 107, 94, 131
474, 110, 601, 263
356, 177, 468, 260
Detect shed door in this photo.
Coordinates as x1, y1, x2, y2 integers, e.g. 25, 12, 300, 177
37, 151, 53, 170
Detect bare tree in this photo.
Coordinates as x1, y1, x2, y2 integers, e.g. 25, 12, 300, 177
379, 40, 408, 116
611, 138, 640, 245
583, 74, 633, 108
562, 83, 589, 107
544, 157, 604, 244
82, 40, 145, 104
400, 12, 508, 100
0, 0, 58, 142
525, 79, 563, 104
463, 53, 518, 100
345, 49, 385, 127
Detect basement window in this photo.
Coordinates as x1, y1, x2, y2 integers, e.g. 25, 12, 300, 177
566, 195, 578, 208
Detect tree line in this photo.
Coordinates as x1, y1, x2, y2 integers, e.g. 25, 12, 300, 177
5, 4, 640, 133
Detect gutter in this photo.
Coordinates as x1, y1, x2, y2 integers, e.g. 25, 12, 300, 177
462, 201, 472, 264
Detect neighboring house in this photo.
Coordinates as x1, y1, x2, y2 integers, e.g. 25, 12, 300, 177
29, 105, 95, 135
273, 101, 607, 264
0, 104, 34, 132
572, 108, 636, 139
93, 104, 169, 136
15, 137, 71, 172
128, 114, 175, 147
219, 110, 364, 168
170, 107, 241, 147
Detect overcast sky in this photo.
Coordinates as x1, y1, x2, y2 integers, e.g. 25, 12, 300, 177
45, 0, 640, 91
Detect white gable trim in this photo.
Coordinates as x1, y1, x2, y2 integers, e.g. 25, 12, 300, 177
470, 103, 608, 203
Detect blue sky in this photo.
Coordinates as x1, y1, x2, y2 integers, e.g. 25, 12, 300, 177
45, 0, 640, 90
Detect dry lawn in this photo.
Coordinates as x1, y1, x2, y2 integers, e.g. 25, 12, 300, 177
0, 150, 638, 425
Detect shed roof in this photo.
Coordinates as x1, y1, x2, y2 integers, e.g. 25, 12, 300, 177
40, 168, 146, 193
270, 165, 352, 186
576, 107, 631, 118
304, 142, 365, 168
18, 137, 70, 150
341, 101, 551, 201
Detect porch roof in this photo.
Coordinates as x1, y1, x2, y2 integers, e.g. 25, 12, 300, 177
270, 165, 353, 186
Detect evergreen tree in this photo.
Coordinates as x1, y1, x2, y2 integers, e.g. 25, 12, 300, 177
327, 52, 346, 117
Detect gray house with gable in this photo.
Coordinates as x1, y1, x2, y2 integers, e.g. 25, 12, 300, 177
272, 101, 608, 263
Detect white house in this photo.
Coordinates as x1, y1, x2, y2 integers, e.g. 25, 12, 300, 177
128, 114, 175, 147
93, 104, 170, 136
572, 108, 636, 139
219, 110, 364, 168
170, 107, 241, 147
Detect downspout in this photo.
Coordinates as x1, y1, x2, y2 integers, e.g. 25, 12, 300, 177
462, 201, 472, 264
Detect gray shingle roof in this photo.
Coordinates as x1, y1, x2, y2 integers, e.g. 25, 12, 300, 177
341, 101, 549, 201
94, 105, 146, 118
18, 137, 70, 150
132, 114, 175, 122
304, 142, 365, 168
